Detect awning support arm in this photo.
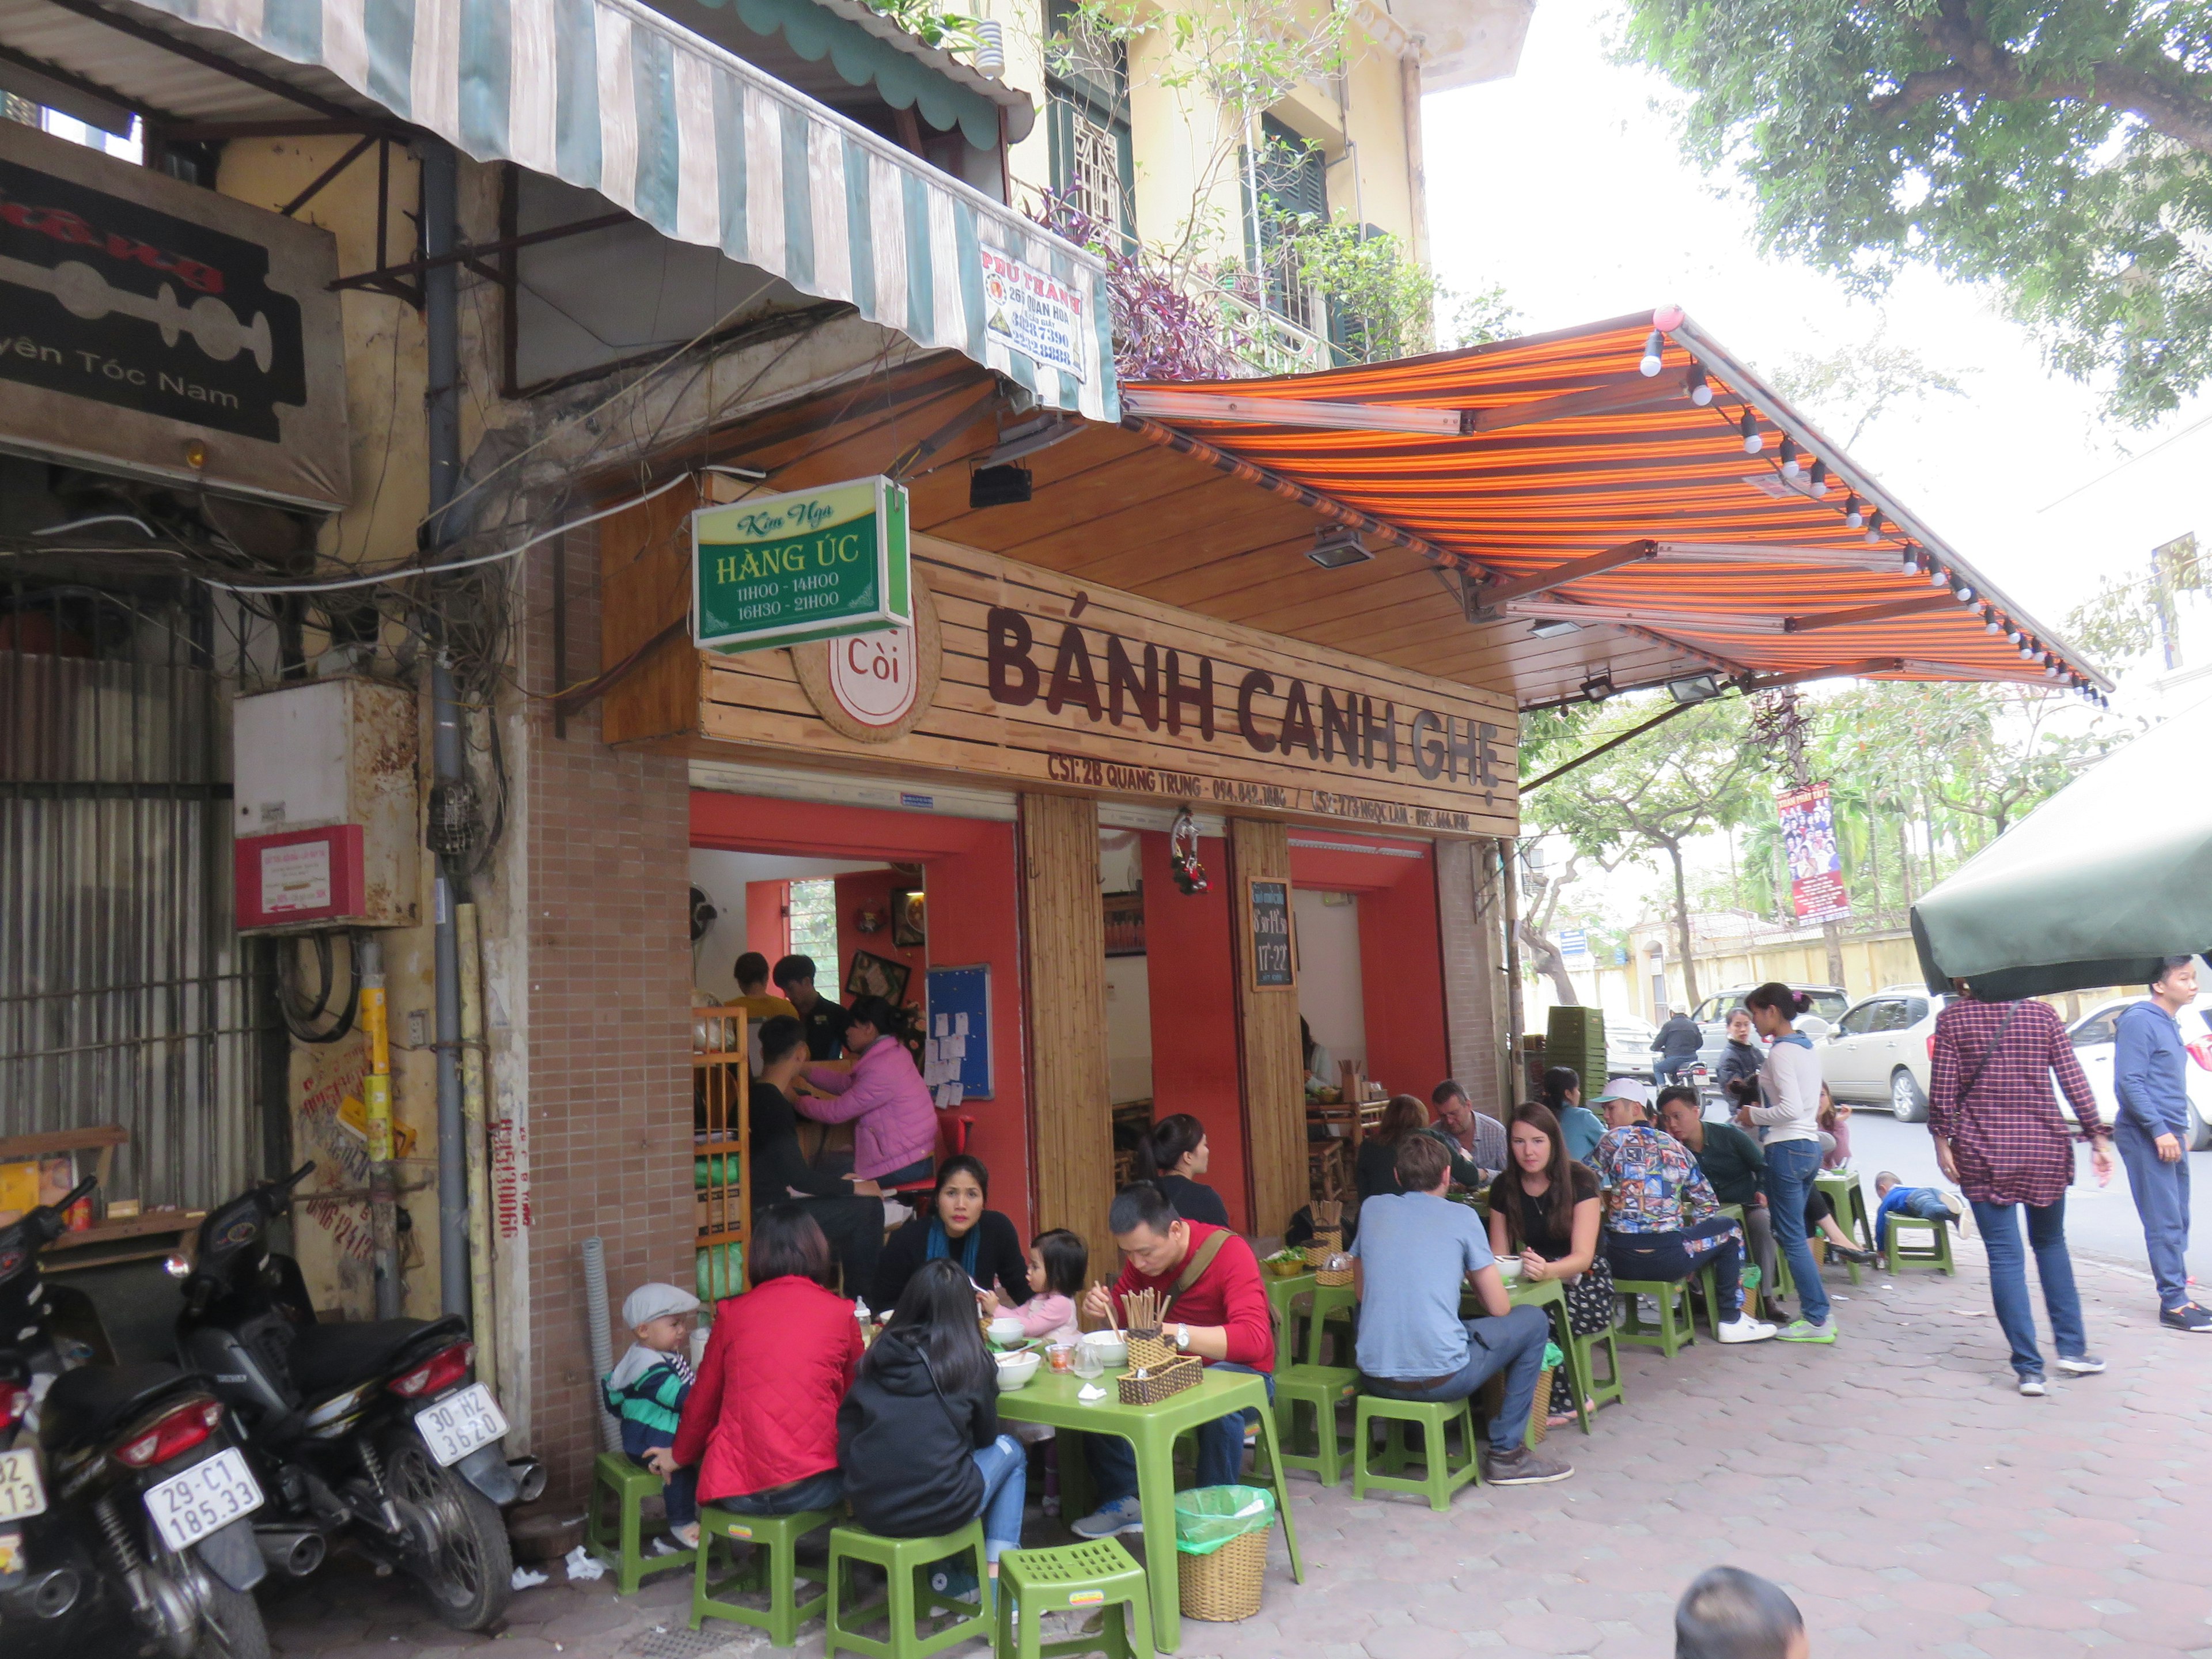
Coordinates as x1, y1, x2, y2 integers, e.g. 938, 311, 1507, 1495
1522, 698, 1706, 792
1468, 369, 1702, 434
1464, 539, 1659, 618
1783, 593, 1957, 633
280, 131, 378, 218
332, 211, 631, 300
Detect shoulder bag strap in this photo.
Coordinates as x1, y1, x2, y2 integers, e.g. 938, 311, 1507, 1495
1169, 1228, 1233, 1298
1955, 1004, 2021, 1104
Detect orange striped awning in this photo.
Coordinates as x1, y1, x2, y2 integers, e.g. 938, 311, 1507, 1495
1119, 310, 2107, 710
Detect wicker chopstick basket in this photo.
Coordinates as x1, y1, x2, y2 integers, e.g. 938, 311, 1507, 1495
1179, 1525, 1271, 1621
1125, 1331, 1176, 1372
1313, 1261, 1354, 1287
1117, 1353, 1202, 1405
1302, 1229, 1343, 1267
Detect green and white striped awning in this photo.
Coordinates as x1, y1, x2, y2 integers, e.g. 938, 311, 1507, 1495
124, 0, 1118, 419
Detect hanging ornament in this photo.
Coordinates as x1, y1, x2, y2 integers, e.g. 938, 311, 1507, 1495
1169, 808, 1209, 895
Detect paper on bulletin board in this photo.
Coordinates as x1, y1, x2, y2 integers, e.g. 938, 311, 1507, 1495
923, 964, 991, 1100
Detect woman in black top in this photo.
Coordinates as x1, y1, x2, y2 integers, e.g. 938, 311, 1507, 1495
1132, 1113, 1233, 1228
869, 1155, 1032, 1315
1354, 1094, 1429, 1202
838, 1259, 1027, 1593
750, 1016, 882, 1297
1486, 1102, 1613, 1344
1714, 1007, 1764, 1096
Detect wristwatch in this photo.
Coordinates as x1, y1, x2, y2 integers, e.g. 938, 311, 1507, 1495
1173, 1323, 1191, 1351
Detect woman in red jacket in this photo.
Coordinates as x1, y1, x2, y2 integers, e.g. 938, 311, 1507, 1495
670, 1205, 863, 1515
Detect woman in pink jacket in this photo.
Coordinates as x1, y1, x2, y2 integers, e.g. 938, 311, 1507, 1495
800, 995, 938, 1187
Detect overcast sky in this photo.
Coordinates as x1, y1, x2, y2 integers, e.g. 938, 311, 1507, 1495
1421, 0, 2211, 645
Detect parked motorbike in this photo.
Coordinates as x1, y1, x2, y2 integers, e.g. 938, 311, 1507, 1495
2, 1177, 271, 1659
173, 1162, 542, 1631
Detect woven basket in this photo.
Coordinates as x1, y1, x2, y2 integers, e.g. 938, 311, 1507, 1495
1302, 1229, 1342, 1267
1178, 1525, 1271, 1621
1118, 1353, 1202, 1406
1475, 1366, 1554, 1445
1313, 1263, 1353, 1287
1125, 1332, 1176, 1372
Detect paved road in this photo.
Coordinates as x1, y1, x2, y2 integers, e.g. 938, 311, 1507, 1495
1844, 1108, 2212, 1297
263, 1245, 2212, 1659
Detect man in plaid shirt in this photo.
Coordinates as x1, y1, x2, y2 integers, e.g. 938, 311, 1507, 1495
1929, 986, 2115, 1396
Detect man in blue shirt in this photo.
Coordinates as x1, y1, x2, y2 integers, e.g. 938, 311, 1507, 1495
2113, 956, 2207, 1333
1349, 1134, 1571, 1486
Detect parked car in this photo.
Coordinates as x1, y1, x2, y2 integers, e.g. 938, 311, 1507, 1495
1605, 1013, 1657, 1081
1820, 986, 1947, 1123
1691, 983, 1849, 1078
2067, 996, 2212, 1151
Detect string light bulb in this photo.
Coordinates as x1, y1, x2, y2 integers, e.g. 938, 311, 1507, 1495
1741, 411, 1762, 454
1864, 512, 1884, 545
1639, 329, 1665, 377
1929, 565, 1949, 587
1806, 459, 1828, 497
1982, 607, 2000, 634
1779, 437, 1801, 480
1953, 582, 1975, 605
1687, 368, 1713, 406
1842, 494, 1863, 529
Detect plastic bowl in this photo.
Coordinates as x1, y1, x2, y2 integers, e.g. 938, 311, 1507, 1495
1263, 1254, 1305, 1279
1080, 1332, 1128, 1369
1496, 1257, 1523, 1283
987, 1316, 1028, 1347
995, 1350, 1042, 1391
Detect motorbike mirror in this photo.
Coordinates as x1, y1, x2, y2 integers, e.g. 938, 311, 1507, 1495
283, 1161, 318, 1188
58, 1176, 96, 1210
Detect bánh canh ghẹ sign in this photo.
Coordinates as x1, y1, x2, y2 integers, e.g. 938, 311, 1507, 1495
693, 476, 911, 653
687, 537, 1519, 838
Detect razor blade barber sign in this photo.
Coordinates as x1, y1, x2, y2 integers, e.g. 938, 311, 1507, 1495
694, 478, 912, 653
0, 122, 348, 510
981, 249, 1086, 383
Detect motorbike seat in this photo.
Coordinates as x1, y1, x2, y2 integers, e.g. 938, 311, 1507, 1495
287, 1315, 469, 1399
41, 1361, 198, 1453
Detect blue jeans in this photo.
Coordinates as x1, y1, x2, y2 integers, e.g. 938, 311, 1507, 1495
1763, 1139, 1828, 1325
2115, 1119, 2193, 1311
1971, 1195, 2086, 1378
1086, 1362, 1271, 1504
717, 1468, 844, 1516
632, 1453, 698, 1529
972, 1435, 1027, 1561
1362, 1303, 1549, 1451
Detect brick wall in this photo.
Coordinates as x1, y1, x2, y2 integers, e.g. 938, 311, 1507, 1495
1437, 837, 1509, 1120
519, 524, 696, 1501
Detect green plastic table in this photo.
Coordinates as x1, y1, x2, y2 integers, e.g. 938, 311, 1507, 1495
995, 1367, 1304, 1652
1266, 1271, 1357, 1368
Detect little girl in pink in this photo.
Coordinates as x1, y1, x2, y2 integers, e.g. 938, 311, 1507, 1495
986, 1229, 1085, 1343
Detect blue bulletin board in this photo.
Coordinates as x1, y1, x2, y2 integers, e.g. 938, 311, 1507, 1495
923, 964, 992, 1101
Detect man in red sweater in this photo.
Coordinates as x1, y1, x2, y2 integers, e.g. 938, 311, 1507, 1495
1071, 1184, 1273, 1539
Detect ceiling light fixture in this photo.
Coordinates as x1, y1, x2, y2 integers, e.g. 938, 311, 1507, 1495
1527, 617, 1584, 639
1307, 525, 1377, 569
1581, 673, 1616, 704
1667, 673, 1722, 704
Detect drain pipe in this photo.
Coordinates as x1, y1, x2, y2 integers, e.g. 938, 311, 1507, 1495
420, 136, 471, 1322
357, 934, 402, 1317
581, 1237, 623, 1453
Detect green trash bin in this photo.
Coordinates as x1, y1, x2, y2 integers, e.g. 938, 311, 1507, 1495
1173, 1486, 1276, 1622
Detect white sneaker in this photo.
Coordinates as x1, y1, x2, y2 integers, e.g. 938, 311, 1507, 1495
1717, 1316, 1778, 1344
2018, 1376, 2047, 1397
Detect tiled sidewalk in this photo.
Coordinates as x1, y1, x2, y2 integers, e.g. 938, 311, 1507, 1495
266, 1244, 2212, 1658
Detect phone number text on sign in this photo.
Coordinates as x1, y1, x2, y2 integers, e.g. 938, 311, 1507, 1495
981, 249, 1086, 384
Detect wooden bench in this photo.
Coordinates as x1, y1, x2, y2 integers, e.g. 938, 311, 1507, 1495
0, 1127, 202, 1272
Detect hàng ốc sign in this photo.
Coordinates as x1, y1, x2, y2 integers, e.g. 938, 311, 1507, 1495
694, 477, 912, 653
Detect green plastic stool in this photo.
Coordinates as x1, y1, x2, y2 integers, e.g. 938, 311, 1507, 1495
1815, 1171, 1872, 1284
1612, 1268, 1714, 1357
1567, 1324, 1624, 1421
993, 1539, 1155, 1659
1885, 1214, 1956, 1276
586, 1451, 694, 1594
1351, 1393, 1482, 1512
1263, 1364, 1357, 1486
824, 1519, 990, 1659
690, 1503, 837, 1646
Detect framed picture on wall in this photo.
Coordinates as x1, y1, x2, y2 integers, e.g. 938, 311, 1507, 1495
889, 886, 926, 948
1102, 891, 1145, 957
845, 949, 912, 1005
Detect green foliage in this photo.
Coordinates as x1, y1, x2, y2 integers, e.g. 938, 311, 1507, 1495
1445, 284, 1521, 350
1264, 210, 1440, 361
1615, 0, 2212, 423
860, 0, 978, 51
2065, 574, 2162, 669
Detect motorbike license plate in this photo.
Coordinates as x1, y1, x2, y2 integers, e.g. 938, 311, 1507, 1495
415, 1382, 508, 1468
0, 1448, 45, 1522
144, 1446, 263, 1554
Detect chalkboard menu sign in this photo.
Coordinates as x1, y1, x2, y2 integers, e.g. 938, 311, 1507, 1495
1246, 878, 1295, 990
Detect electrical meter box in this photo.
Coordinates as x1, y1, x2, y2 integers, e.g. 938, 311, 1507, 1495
232, 678, 421, 934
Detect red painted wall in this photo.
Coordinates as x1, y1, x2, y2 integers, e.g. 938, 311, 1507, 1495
1138, 830, 1249, 1231
832, 870, 927, 1005
1289, 838, 1450, 1108
745, 880, 788, 963
691, 793, 1034, 1237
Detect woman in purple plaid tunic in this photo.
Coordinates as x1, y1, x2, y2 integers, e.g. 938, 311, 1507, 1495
1928, 987, 2115, 1395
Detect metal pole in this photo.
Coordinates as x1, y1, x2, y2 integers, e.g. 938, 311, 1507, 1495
1499, 838, 1524, 1099
356, 934, 401, 1317
421, 136, 471, 1321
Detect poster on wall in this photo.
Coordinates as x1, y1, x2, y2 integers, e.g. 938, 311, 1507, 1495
1776, 781, 1850, 924
1245, 878, 1295, 990
0, 120, 349, 509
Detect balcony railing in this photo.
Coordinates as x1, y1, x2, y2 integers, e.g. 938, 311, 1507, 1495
1206, 274, 1332, 378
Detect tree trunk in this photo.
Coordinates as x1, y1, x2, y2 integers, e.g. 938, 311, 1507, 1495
1897, 813, 1915, 907
1665, 839, 1700, 1010
1865, 806, 1884, 916
1518, 921, 1580, 1005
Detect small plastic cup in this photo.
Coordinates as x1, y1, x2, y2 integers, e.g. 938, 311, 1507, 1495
1047, 1342, 1076, 1373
